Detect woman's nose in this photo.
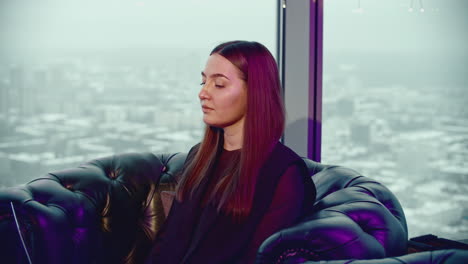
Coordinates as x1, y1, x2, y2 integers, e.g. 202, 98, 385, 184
199, 85, 210, 100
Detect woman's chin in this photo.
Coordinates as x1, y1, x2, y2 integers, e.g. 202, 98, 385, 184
203, 120, 225, 130
203, 119, 218, 127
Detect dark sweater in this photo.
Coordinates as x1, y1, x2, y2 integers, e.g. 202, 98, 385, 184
146, 142, 316, 264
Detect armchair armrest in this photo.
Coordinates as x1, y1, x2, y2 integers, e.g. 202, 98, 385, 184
256, 162, 408, 264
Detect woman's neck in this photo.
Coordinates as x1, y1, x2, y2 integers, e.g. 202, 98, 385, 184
222, 120, 244, 151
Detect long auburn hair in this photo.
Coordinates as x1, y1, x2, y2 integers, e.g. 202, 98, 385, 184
176, 41, 285, 220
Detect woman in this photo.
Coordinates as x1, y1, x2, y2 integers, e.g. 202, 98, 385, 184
146, 41, 316, 264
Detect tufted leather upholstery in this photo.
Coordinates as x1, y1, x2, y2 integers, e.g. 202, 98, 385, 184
256, 161, 408, 263
0, 152, 185, 264
1, 151, 410, 263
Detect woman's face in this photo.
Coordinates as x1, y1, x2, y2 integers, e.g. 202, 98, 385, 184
199, 53, 247, 130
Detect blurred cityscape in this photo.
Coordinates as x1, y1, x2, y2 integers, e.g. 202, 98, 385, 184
322, 53, 468, 240
0, 50, 467, 242
0, 51, 205, 187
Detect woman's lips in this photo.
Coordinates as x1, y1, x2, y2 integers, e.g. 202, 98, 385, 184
202, 105, 213, 112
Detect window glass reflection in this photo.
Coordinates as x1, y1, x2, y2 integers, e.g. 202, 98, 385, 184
0, 0, 276, 187
322, 0, 468, 240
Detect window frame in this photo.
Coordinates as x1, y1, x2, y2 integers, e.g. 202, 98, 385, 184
279, 0, 323, 162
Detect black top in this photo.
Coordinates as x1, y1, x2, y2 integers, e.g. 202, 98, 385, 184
145, 142, 316, 264
206, 148, 306, 263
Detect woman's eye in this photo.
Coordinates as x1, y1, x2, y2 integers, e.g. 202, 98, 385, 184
199, 81, 223, 88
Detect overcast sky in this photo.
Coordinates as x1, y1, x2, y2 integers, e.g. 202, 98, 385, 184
0, 0, 277, 60
324, 0, 468, 55
0, 0, 467, 61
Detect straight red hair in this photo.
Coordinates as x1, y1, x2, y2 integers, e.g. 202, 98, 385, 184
176, 41, 285, 220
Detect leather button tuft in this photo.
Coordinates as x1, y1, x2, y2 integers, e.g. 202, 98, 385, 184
161, 166, 167, 173
109, 169, 120, 179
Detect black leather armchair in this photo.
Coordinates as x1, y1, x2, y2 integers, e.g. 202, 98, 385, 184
0, 151, 466, 263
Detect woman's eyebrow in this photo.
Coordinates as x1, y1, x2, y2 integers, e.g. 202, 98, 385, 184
201, 71, 230, 80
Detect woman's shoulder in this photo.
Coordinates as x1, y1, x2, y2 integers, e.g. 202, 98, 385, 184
185, 142, 201, 160
176, 143, 201, 180
270, 141, 305, 165
274, 141, 300, 155
259, 142, 309, 185
188, 142, 201, 153
270, 142, 316, 193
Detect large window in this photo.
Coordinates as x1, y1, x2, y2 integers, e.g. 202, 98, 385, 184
0, 0, 276, 187
322, 0, 468, 239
